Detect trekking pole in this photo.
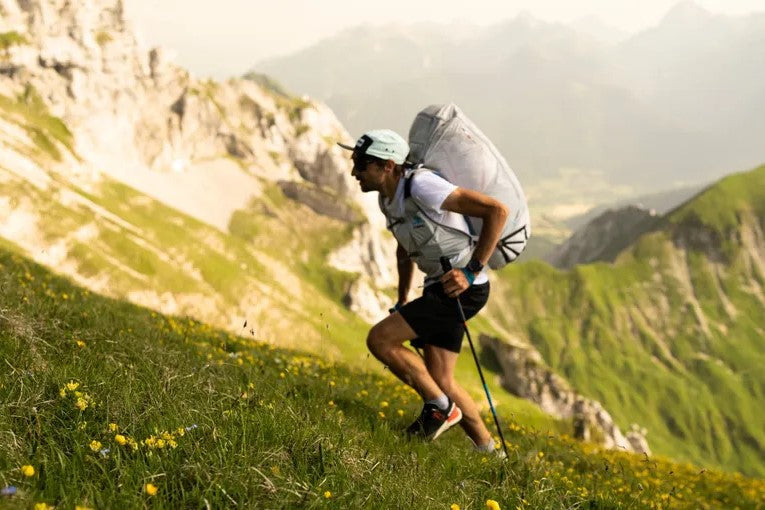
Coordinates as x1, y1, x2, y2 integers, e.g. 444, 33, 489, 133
440, 257, 509, 460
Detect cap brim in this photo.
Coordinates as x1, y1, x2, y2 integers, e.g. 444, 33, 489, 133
337, 142, 355, 151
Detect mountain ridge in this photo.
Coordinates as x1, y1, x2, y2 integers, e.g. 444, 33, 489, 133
485, 165, 765, 475
256, 2, 765, 213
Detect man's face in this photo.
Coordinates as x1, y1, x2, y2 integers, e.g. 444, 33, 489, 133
350, 153, 384, 192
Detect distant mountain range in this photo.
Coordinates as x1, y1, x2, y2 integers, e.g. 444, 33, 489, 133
256, 1, 765, 207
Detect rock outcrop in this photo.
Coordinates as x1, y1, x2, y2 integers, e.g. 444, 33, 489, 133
480, 333, 650, 454
0, 0, 397, 323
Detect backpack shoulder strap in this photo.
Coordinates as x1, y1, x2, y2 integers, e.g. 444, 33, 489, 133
404, 174, 414, 199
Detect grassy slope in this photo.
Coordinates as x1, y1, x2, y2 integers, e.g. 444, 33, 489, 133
0, 101, 557, 441
0, 88, 76, 162
486, 166, 765, 476
1, 248, 764, 509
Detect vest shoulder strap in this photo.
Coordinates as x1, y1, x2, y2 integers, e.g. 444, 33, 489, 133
404, 167, 477, 237
404, 166, 435, 200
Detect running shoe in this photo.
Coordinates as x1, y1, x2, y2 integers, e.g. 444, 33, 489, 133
405, 399, 463, 440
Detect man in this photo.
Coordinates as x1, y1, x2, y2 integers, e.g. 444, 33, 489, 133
339, 129, 508, 452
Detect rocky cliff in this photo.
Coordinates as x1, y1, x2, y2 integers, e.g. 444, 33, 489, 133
0, 0, 398, 339
481, 334, 650, 454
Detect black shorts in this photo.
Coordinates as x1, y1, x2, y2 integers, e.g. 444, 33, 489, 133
399, 282, 490, 353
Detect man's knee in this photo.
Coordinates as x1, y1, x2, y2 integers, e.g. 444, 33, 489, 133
366, 324, 389, 360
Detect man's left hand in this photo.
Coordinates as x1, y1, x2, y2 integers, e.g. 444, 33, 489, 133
441, 268, 473, 297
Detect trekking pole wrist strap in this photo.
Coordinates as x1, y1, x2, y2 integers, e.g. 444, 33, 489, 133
460, 267, 476, 285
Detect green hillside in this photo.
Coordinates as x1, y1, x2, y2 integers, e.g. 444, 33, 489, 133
0, 85, 373, 358
0, 83, 559, 443
487, 165, 765, 476
1, 247, 764, 509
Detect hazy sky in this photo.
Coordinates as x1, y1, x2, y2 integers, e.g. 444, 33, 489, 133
125, 0, 764, 79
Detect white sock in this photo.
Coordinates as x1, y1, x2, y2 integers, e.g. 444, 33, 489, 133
426, 394, 449, 410
475, 438, 495, 453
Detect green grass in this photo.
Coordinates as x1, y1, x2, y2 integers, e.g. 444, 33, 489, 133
0, 31, 27, 51
0, 86, 76, 162
669, 165, 765, 235
228, 183, 360, 304
1, 249, 764, 509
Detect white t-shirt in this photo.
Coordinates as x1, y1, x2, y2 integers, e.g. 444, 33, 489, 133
382, 171, 489, 285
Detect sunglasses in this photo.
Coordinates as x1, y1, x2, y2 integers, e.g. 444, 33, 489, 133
352, 153, 376, 172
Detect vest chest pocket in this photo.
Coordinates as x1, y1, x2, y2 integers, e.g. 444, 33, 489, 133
390, 217, 435, 258
409, 215, 443, 259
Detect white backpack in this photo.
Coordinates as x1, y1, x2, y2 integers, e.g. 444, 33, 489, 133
407, 103, 531, 268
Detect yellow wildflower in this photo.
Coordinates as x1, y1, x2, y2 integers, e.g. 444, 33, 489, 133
108, 423, 119, 432
59, 388, 67, 398
451, 505, 461, 510
75, 398, 89, 411
176, 427, 185, 437
380, 401, 389, 408
328, 400, 335, 407
89, 440, 102, 452
75, 506, 93, 510
168, 439, 178, 449
323, 491, 332, 499
21, 464, 35, 477
128, 438, 139, 451
114, 434, 127, 445
144, 483, 158, 496
486, 499, 501, 510
378, 411, 386, 419
75, 340, 86, 348
144, 436, 156, 448
156, 439, 166, 449
66, 381, 79, 391
397, 409, 404, 417
34, 503, 52, 510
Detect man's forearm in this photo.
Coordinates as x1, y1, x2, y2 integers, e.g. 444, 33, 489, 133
396, 245, 414, 304
471, 204, 509, 267
440, 188, 509, 269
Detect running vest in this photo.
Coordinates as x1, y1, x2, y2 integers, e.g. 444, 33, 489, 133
379, 167, 474, 282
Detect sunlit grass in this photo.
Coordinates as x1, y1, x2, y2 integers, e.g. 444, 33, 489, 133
2, 248, 763, 509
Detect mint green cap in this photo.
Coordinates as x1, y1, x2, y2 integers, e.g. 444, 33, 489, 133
338, 129, 409, 165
